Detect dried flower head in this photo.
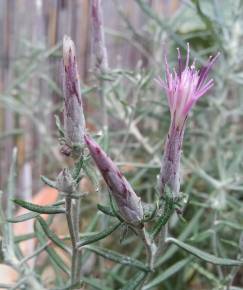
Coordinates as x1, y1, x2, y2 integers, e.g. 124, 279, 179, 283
85, 134, 143, 227
156, 43, 220, 129
62, 35, 85, 155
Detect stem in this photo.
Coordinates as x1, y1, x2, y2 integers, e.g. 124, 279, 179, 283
155, 223, 168, 260
138, 227, 157, 271
72, 198, 82, 283
137, 227, 157, 289
212, 211, 224, 279
65, 196, 81, 288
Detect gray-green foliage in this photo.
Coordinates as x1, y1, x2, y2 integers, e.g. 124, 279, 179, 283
1, 0, 243, 289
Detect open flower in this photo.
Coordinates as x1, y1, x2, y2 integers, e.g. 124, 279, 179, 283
157, 44, 219, 196
156, 44, 220, 130
85, 134, 143, 227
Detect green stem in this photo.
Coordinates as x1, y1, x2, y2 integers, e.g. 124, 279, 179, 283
65, 197, 78, 287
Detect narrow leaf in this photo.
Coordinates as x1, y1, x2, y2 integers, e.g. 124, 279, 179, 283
15, 233, 35, 243
121, 271, 147, 290
97, 204, 116, 217
144, 258, 190, 289
41, 175, 58, 189
81, 276, 113, 290
35, 220, 70, 275
54, 114, 65, 137
151, 190, 174, 239
7, 212, 39, 223
36, 216, 70, 254
167, 237, 243, 266
84, 245, 150, 272
55, 276, 113, 290
13, 198, 65, 214
156, 208, 204, 267
77, 221, 122, 248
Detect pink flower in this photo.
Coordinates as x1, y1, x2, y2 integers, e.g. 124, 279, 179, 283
156, 43, 220, 129
157, 44, 219, 197
84, 134, 143, 227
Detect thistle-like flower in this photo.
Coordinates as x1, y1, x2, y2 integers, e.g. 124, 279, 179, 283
85, 134, 143, 227
157, 44, 219, 197
62, 35, 86, 156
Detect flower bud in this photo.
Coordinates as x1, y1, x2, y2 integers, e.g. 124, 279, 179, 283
62, 35, 85, 156
56, 168, 76, 194
85, 134, 143, 227
91, 0, 108, 72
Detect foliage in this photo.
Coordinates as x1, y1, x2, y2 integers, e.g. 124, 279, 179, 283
1, 0, 243, 289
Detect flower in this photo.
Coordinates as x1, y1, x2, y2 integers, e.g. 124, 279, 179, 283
156, 43, 220, 129
84, 134, 143, 227
62, 35, 86, 155
157, 44, 219, 196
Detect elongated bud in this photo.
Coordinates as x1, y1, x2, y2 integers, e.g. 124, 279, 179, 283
91, 0, 108, 72
85, 134, 143, 227
62, 35, 85, 156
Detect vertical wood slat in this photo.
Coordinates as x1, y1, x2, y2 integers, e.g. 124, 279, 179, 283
0, 0, 16, 191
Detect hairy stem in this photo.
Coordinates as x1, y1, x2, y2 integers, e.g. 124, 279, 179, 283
65, 196, 81, 288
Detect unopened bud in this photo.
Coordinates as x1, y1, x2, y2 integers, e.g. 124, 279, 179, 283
62, 35, 85, 157
85, 134, 143, 227
56, 168, 76, 194
91, 0, 108, 72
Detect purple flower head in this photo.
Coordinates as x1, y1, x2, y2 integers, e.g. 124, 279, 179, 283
157, 44, 219, 197
84, 134, 143, 227
156, 43, 219, 129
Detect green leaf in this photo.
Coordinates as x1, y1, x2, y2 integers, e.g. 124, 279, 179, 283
53, 276, 113, 290
13, 198, 65, 214
81, 276, 113, 290
83, 162, 99, 193
144, 258, 190, 289
97, 204, 116, 217
34, 220, 70, 275
121, 271, 147, 290
41, 175, 58, 189
166, 237, 243, 266
7, 212, 39, 223
15, 233, 35, 243
220, 238, 239, 249
36, 216, 70, 253
151, 187, 174, 239
156, 208, 204, 267
84, 245, 150, 272
191, 262, 220, 286
77, 221, 121, 248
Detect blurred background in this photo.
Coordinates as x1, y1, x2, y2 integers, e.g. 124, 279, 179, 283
0, 0, 243, 289
0, 0, 181, 194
